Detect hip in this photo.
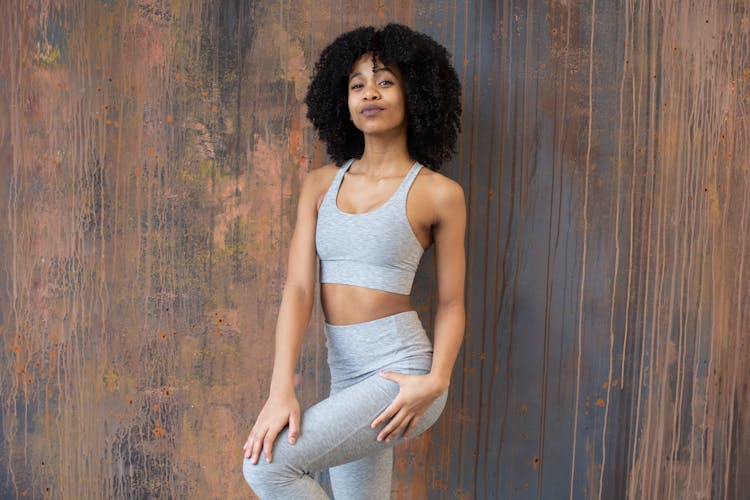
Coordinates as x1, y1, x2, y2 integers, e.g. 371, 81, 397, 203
324, 310, 433, 390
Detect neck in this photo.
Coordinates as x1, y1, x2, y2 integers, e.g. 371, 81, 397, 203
356, 129, 412, 176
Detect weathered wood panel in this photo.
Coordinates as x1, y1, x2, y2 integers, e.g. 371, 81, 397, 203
1, 1, 748, 498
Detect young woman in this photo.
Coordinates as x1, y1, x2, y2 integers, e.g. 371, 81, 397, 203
242, 23, 466, 499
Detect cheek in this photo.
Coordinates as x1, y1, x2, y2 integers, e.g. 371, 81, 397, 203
395, 95, 407, 119
395, 89, 406, 110
347, 95, 356, 118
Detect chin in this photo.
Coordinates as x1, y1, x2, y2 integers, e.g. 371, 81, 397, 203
354, 121, 406, 136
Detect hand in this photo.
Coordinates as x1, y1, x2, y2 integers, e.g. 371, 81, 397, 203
243, 392, 301, 464
370, 372, 446, 443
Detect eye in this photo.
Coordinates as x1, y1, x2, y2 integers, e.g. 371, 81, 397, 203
378, 79, 394, 87
350, 82, 364, 90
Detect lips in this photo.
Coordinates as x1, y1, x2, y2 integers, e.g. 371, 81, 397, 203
360, 105, 384, 117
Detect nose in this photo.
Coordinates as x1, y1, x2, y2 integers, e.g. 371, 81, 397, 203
362, 81, 380, 100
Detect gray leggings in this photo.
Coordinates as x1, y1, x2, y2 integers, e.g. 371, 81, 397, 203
242, 310, 448, 499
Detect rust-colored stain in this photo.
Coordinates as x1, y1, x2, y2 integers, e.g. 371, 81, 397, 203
1, 0, 748, 499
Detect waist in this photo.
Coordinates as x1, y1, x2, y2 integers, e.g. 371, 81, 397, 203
320, 283, 413, 325
324, 310, 434, 386
324, 309, 422, 332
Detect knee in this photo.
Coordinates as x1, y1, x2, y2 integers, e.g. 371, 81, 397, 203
242, 457, 296, 497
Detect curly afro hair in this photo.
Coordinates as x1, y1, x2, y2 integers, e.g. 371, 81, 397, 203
304, 23, 462, 171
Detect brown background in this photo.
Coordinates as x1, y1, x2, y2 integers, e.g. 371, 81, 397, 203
1, 0, 749, 498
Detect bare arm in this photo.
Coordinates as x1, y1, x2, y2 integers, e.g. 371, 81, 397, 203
372, 177, 467, 441
267, 172, 320, 395
426, 179, 467, 390
244, 168, 321, 463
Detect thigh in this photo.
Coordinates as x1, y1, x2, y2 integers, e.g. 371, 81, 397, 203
250, 370, 447, 482
265, 373, 400, 474
329, 448, 393, 500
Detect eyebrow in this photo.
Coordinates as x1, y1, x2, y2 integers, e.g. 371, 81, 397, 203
348, 66, 394, 82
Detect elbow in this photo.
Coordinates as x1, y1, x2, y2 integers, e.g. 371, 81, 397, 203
436, 301, 465, 327
282, 279, 313, 296
282, 283, 314, 307
437, 299, 465, 314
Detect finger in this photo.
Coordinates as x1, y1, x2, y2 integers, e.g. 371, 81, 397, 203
377, 410, 406, 442
243, 428, 256, 450
371, 400, 401, 428
250, 429, 265, 464
243, 432, 254, 456
250, 432, 265, 464
246, 438, 257, 461
386, 415, 414, 442
402, 415, 420, 439
243, 430, 254, 459
263, 427, 282, 463
288, 410, 300, 444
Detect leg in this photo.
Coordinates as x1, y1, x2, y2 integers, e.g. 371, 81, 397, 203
242, 372, 446, 499
329, 448, 393, 500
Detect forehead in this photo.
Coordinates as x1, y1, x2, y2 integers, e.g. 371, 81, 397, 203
349, 53, 400, 77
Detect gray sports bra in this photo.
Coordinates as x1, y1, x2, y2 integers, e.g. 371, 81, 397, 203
315, 158, 426, 295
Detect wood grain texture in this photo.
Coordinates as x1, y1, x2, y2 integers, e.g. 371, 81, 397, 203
0, 1, 748, 498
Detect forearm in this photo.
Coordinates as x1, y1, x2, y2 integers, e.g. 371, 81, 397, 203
268, 285, 314, 396
428, 302, 465, 391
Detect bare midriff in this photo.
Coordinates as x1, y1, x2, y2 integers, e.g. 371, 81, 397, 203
320, 284, 415, 326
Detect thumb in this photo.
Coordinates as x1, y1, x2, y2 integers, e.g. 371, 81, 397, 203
288, 409, 301, 444
379, 371, 402, 383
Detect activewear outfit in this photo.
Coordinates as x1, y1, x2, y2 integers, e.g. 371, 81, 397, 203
243, 158, 447, 499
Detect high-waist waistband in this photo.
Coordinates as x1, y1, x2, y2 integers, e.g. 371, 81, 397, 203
324, 309, 420, 331
324, 310, 433, 388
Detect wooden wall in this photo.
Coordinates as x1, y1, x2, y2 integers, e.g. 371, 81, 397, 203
1, 1, 748, 498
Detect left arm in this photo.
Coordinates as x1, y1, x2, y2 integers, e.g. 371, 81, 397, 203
371, 179, 467, 441
425, 178, 467, 390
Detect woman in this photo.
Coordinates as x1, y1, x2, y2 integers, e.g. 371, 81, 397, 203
242, 23, 466, 499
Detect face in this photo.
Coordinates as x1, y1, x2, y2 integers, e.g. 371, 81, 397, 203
347, 52, 407, 137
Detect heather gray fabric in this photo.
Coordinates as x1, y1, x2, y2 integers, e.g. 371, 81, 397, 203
242, 310, 448, 499
315, 158, 426, 295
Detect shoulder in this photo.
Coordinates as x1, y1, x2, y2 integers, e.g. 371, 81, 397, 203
300, 162, 341, 211
303, 162, 340, 188
417, 166, 463, 194
416, 167, 465, 218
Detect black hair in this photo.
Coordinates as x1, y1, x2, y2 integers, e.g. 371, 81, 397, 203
304, 23, 462, 170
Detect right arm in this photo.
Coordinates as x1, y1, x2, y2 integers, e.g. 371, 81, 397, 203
243, 167, 322, 463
